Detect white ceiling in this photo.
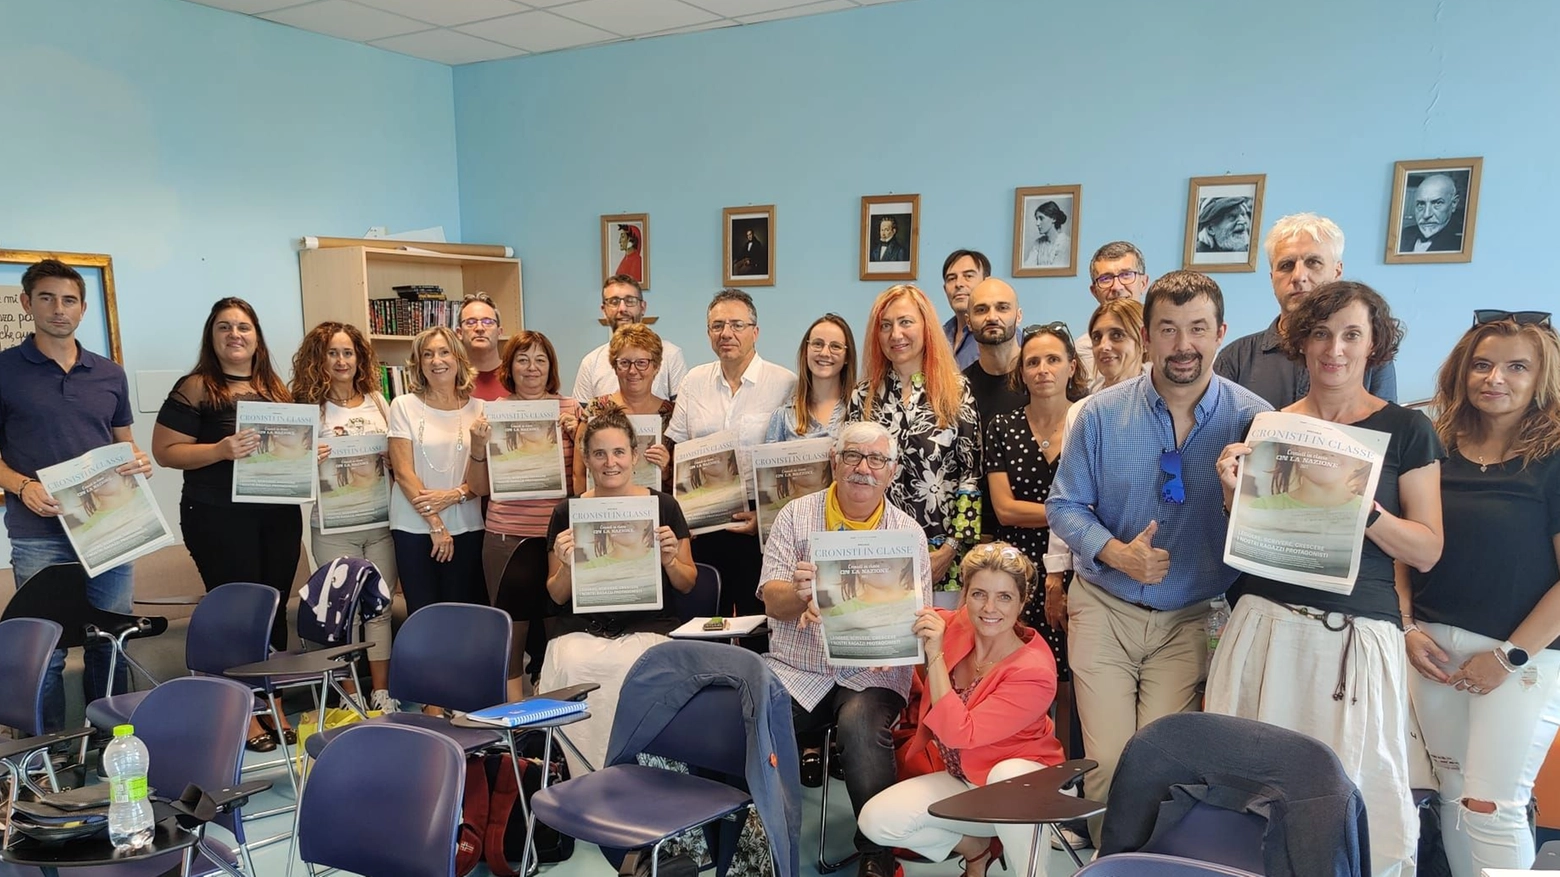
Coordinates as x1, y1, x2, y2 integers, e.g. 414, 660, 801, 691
181, 0, 911, 65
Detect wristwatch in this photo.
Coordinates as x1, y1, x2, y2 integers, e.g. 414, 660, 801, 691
1500, 641, 1530, 669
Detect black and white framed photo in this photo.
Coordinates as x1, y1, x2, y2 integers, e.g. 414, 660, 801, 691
1386, 157, 1482, 264
1012, 185, 1081, 278
1182, 174, 1265, 273
724, 205, 775, 287
860, 194, 919, 281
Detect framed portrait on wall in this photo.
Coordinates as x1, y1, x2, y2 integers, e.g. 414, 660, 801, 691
601, 213, 650, 288
860, 194, 919, 281
0, 249, 121, 362
1012, 185, 1081, 277
1385, 157, 1482, 264
1182, 174, 1265, 272
724, 205, 775, 287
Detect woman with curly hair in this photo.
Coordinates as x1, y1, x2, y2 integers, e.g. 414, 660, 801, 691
849, 285, 981, 599
289, 321, 396, 711
1408, 311, 1560, 876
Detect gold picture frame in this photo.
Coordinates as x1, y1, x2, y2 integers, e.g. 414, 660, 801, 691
1385, 157, 1482, 264
600, 213, 649, 289
724, 205, 775, 287
0, 248, 122, 363
860, 194, 920, 282
1012, 185, 1082, 278
1182, 174, 1265, 273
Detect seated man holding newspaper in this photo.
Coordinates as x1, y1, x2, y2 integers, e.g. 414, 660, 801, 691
760, 420, 933, 877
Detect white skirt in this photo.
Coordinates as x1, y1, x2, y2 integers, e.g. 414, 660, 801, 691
538, 630, 669, 775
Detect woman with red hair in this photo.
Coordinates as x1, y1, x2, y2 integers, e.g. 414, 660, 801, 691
849, 284, 981, 595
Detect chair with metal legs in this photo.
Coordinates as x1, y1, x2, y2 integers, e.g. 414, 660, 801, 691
814, 724, 856, 874
0, 617, 91, 848
927, 759, 1104, 876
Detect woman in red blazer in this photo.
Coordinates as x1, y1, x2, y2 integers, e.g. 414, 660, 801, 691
860, 542, 1065, 877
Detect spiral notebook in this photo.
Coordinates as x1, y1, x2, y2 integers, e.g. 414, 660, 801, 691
465, 698, 589, 728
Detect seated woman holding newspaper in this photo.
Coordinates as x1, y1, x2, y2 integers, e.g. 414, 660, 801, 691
542, 405, 696, 770
858, 543, 1064, 877
1209, 281, 1443, 877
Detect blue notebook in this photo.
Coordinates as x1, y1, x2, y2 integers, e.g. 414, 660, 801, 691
466, 698, 588, 728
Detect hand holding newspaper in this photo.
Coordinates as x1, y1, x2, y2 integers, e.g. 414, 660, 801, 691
568, 495, 663, 614
486, 400, 566, 501
232, 401, 319, 503
752, 438, 833, 548
36, 443, 175, 577
672, 430, 747, 535
317, 435, 391, 534
811, 530, 924, 667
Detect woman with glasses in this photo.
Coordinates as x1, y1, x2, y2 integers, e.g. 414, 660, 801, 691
766, 314, 857, 442
1406, 311, 1560, 876
860, 543, 1064, 877
1210, 281, 1443, 877
850, 284, 981, 597
542, 406, 695, 770
985, 325, 1089, 674
466, 330, 579, 701
575, 324, 674, 492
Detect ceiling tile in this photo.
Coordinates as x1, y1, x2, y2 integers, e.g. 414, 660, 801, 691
458, 10, 618, 52
351, 0, 530, 26
371, 28, 525, 63
551, 0, 718, 37
512, 0, 580, 7
683, 0, 816, 16
182, 0, 313, 13
259, 0, 431, 41
638, 19, 739, 38
737, 0, 854, 23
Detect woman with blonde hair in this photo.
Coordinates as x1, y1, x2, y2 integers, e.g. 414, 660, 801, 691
766, 313, 857, 442
575, 323, 673, 491
849, 285, 980, 596
1409, 311, 1560, 876
387, 325, 487, 618
289, 321, 397, 711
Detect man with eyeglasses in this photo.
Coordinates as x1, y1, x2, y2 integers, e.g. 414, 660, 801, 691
1047, 271, 1269, 843
457, 292, 507, 401
666, 289, 796, 618
761, 421, 930, 877
572, 274, 688, 402
1214, 213, 1396, 409
1075, 241, 1150, 384
940, 249, 991, 370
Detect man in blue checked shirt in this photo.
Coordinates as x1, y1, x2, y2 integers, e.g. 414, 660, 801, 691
1046, 270, 1270, 843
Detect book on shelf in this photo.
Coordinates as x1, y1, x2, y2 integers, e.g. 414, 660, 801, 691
368, 296, 456, 336
464, 698, 589, 728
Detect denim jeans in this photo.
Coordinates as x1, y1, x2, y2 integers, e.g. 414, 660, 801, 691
792, 685, 906, 854
10, 535, 134, 733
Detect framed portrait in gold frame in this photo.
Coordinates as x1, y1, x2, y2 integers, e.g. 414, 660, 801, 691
601, 213, 649, 288
1012, 185, 1082, 278
1182, 174, 1265, 273
724, 205, 775, 287
1385, 157, 1482, 264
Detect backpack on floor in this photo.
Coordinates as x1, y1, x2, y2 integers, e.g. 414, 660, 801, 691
456, 739, 574, 877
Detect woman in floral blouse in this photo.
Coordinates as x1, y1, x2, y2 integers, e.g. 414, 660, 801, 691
849, 284, 981, 596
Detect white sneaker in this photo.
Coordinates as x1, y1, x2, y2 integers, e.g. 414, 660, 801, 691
371, 689, 399, 713
1049, 826, 1093, 851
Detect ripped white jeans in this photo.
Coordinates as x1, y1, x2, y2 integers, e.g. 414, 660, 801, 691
1408, 621, 1560, 877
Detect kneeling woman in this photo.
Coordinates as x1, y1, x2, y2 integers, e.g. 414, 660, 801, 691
860, 543, 1065, 877
542, 406, 696, 770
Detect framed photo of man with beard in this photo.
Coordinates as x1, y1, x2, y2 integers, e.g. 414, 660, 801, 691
1182, 174, 1265, 272
1385, 157, 1482, 264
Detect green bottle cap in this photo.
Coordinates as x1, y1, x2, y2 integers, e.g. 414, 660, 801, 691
113, 724, 135, 737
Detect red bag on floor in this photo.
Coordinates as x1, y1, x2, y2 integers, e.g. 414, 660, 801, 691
892, 666, 946, 780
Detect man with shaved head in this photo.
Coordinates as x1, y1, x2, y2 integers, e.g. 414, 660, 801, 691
1400, 173, 1464, 253
962, 278, 1027, 538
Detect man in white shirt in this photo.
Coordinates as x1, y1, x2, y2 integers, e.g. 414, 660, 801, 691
666, 288, 796, 617
1074, 241, 1150, 383
572, 274, 687, 402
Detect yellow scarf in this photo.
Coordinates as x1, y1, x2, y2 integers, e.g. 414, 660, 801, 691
823, 484, 885, 531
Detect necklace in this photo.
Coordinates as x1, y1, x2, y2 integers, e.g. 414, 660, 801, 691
1025, 409, 1066, 452
416, 399, 465, 474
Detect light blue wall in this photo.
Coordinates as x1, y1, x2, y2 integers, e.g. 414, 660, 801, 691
1, 0, 460, 558
455, 0, 1556, 404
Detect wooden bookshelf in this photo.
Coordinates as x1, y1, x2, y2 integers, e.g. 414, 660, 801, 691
299, 246, 522, 369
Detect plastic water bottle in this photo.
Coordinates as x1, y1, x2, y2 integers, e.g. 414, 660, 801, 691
1206, 596, 1231, 656
104, 724, 154, 852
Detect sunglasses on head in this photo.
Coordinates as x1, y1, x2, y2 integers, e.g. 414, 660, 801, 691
1022, 321, 1073, 343
1474, 310, 1552, 328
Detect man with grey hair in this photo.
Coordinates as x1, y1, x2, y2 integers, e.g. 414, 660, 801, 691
761, 420, 930, 877
1399, 173, 1464, 253
1075, 241, 1151, 383
1214, 213, 1396, 408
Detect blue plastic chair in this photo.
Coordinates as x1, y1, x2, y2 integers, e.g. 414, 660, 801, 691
671, 562, 722, 623
293, 724, 465, 877
0, 617, 68, 840
1075, 853, 1263, 877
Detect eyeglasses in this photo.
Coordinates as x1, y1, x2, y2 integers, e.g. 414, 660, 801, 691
460, 317, 498, 328
808, 339, 848, 354
708, 320, 753, 334
1160, 450, 1185, 504
1022, 321, 1073, 343
1474, 310, 1552, 328
1093, 270, 1144, 288
838, 450, 895, 470
613, 358, 654, 372
603, 296, 642, 308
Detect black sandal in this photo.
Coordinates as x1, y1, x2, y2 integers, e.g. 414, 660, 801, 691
799, 748, 823, 787
246, 730, 277, 753
257, 714, 298, 746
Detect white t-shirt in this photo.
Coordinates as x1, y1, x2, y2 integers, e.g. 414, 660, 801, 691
314, 395, 391, 530
386, 394, 485, 535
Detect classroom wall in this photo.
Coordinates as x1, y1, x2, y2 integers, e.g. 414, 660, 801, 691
0, 0, 460, 562
453, 0, 1556, 402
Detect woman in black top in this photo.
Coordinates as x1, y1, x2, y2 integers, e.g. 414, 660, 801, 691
1407, 312, 1560, 876
1209, 282, 1443, 877
540, 405, 694, 771
151, 297, 302, 751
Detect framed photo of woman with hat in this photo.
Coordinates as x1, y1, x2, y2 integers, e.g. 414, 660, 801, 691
1182, 174, 1265, 272
601, 213, 650, 289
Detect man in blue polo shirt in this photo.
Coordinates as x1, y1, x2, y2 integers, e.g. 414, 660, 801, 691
1046, 270, 1270, 841
0, 258, 151, 732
